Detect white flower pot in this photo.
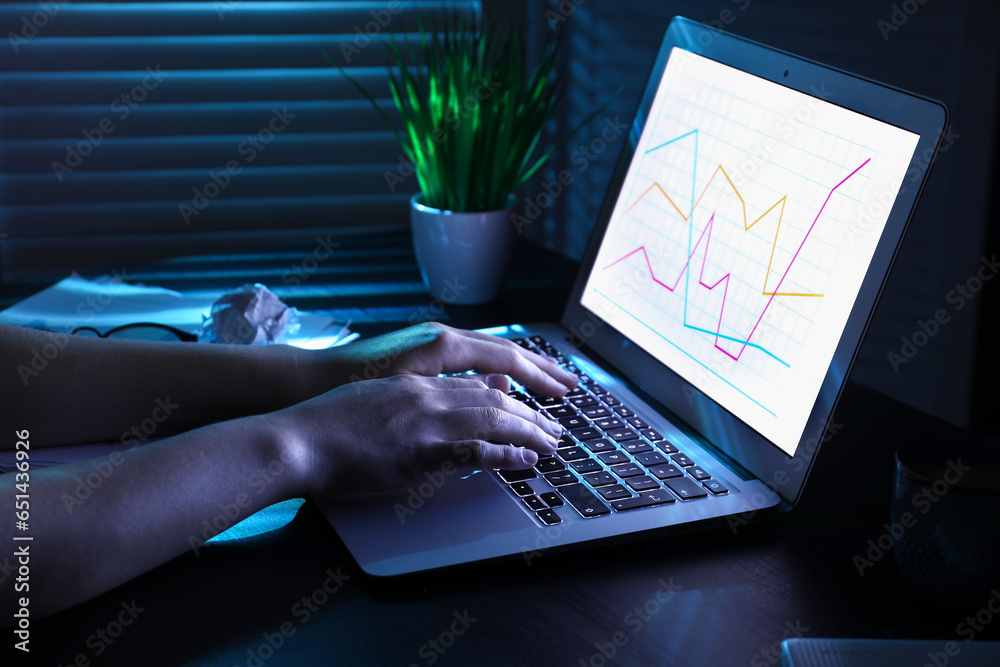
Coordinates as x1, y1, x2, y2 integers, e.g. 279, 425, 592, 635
410, 193, 519, 305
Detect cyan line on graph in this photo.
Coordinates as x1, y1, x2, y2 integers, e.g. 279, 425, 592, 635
592, 287, 778, 418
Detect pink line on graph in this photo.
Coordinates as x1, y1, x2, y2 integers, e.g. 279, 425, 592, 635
603, 158, 871, 361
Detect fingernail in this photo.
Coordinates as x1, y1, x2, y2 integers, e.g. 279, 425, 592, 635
545, 420, 563, 436
521, 448, 539, 466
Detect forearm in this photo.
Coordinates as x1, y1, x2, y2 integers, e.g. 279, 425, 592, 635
0, 415, 306, 619
1, 324, 323, 446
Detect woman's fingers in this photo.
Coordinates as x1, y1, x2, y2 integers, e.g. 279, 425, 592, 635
438, 328, 578, 397
431, 379, 563, 440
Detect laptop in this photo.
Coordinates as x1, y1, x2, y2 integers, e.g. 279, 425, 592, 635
320, 16, 948, 576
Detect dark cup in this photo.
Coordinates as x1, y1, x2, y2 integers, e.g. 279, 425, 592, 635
892, 436, 1000, 611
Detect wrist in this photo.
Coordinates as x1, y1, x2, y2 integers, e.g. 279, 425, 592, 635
249, 410, 316, 500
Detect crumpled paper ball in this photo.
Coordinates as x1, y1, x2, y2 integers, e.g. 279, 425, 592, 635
206, 284, 296, 345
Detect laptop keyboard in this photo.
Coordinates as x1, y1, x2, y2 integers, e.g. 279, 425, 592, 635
497, 335, 728, 525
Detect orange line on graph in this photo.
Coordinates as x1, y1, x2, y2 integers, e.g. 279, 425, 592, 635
625, 165, 823, 298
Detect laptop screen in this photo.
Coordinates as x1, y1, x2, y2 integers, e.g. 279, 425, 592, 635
579, 47, 919, 456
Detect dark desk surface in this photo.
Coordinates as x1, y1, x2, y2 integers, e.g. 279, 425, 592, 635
15, 233, 997, 666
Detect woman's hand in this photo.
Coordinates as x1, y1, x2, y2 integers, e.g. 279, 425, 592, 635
320, 322, 578, 398
272, 372, 565, 497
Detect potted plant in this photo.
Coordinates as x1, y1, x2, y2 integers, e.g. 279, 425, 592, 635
327, 12, 616, 304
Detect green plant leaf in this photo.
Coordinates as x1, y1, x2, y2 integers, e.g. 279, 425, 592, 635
326, 11, 619, 212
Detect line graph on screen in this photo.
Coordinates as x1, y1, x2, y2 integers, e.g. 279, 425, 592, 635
600, 128, 869, 367
580, 47, 919, 453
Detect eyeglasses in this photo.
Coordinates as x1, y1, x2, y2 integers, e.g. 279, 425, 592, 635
70, 322, 198, 343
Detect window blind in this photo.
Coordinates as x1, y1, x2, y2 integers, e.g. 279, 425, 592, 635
0, 0, 481, 279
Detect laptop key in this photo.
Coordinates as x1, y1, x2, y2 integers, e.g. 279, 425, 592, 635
544, 471, 577, 486
608, 428, 639, 442
665, 477, 708, 499
613, 406, 635, 418
558, 446, 590, 462
590, 384, 608, 396
671, 453, 695, 467
570, 458, 602, 474
523, 495, 546, 512
597, 484, 631, 501
610, 462, 643, 478
569, 395, 598, 408
509, 482, 534, 496
498, 469, 537, 483
535, 458, 566, 473
560, 416, 588, 430
622, 440, 653, 454
656, 440, 679, 454
536, 508, 562, 525
513, 337, 533, 349
539, 491, 564, 507
627, 416, 649, 430
594, 417, 625, 431
704, 479, 728, 494
557, 434, 576, 449
584, 438, 617, 453
548, 406, 576, 419
640, 428, 664, 442
625, 475, 661, 492
634, 451, 668, 466
687, 466, 711, 480
598, 451, 629, 466
611, 489, 676, 511
570, 427, 602, 442
561, 483, 611, 517
601, 394, 621, 407
582, 406, 611, 419
582, 471, 616, 487
535, 396, 565, 409
566, 386, 588, 397
648, 464, 683, 480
